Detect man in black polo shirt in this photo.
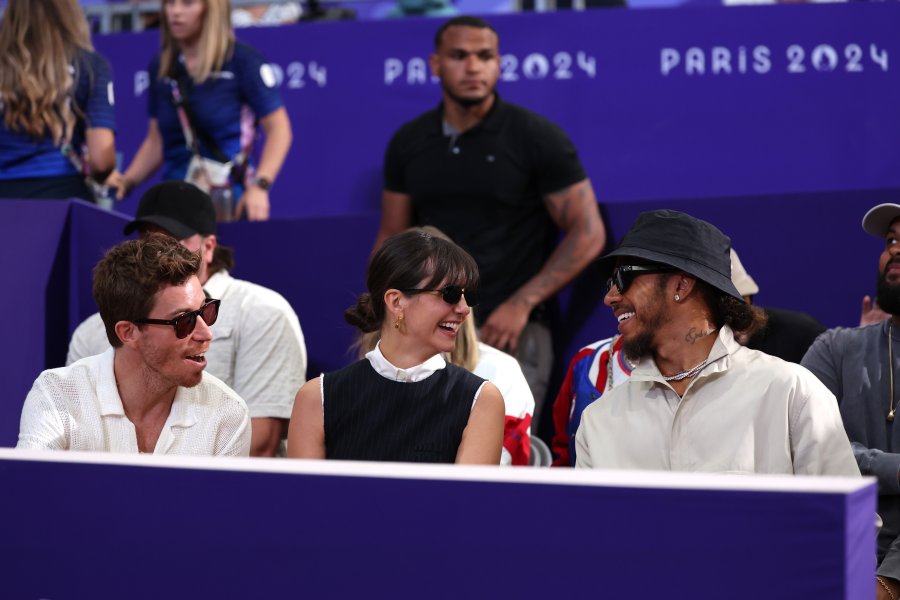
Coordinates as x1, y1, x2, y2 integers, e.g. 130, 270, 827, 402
376, 15, 606, 427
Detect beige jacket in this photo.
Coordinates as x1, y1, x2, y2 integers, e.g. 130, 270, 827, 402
575, 326, 860, 477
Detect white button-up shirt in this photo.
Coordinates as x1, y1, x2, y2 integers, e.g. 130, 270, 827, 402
18, 348, 251, 456
575, 326, 860, 477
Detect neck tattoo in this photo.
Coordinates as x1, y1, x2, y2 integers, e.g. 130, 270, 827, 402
685, 327, 715, 344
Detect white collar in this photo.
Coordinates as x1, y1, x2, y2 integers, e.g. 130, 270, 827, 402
101, 348, 197, 429
365, 341, 446, 382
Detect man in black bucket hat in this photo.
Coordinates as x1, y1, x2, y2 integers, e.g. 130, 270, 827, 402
574, 210, 859, 478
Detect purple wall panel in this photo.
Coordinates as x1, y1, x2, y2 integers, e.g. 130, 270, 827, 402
94, 4, 900, 219
0, 453, 878, 599
0, 201, 70, 448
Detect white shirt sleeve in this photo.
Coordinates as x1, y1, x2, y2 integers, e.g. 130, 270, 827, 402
574, 410, 594, 469
217, 407, 252, 457
66, 313, 111, 366
17, 379, 67, 450
230, 295, 307, 420
788, 367, 861, 477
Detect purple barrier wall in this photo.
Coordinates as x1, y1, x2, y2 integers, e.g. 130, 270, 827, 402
0, 201, 71, 449
94, 4, 900, 219
0, 451, 877, 599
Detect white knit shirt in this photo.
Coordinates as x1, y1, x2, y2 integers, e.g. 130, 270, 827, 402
18, 348, 251, 456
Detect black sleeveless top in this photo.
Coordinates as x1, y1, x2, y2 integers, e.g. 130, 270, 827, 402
323, 359, 485, 463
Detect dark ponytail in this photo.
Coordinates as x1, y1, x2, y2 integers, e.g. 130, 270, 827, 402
344, 292, 381, 333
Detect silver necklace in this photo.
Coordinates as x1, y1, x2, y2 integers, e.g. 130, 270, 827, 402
889, 322, 896, 422
662, 359, 709, 382
606, 335, 635, 391
606, 337, 617, 391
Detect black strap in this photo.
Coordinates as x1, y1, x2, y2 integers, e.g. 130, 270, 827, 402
171, 67, 231, 164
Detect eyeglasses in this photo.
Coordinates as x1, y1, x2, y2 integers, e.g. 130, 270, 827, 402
606, 265, 676, 294
133, 299, 220, 339
398, 285, 479, 307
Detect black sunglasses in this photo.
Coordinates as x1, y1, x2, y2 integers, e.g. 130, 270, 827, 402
606, 265, 676, 294
133, 299, 221, 339
399, 285, 479, 307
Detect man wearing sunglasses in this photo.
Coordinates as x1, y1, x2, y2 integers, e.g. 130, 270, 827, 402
550, 247, 826, 468
574, 209, 858, 478
18, 234, 250, 455
66, 181, 307, 457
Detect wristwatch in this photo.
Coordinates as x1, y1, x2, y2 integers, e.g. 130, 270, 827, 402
253, 176, 272, 191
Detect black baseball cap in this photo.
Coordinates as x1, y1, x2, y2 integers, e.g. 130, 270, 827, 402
124, 181, 217, 240
597, 209, 743, 301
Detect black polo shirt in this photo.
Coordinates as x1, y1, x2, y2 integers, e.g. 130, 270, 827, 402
383, 95, 588, 321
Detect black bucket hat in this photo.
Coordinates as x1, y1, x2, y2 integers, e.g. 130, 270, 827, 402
597, 209, 743, 301
124, 181, 216, 240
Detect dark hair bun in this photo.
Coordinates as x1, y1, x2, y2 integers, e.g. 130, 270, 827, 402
344, 292, 380, 333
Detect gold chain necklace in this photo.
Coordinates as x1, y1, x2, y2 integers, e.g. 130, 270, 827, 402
889, 322, 896, 422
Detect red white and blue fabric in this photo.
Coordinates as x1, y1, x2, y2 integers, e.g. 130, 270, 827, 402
551, 336, 632, 467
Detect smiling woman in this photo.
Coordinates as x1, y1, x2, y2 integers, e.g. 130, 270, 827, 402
287, 229, 505, 464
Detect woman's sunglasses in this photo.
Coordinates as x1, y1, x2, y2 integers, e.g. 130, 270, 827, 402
399, 285, 479, 307
133, 299, 221, 339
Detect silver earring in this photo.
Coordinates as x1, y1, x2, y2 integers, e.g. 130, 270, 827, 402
674, 294, 681, 302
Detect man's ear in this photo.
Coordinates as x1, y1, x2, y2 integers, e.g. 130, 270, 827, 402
675, 273, 699, 299
428, 53, 441, 79
201, 234, 217, 266
115, 320, 140, 348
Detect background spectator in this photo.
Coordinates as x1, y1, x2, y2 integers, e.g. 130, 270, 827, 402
108, 0, 292, 221
731, 249, 826, 363
376, 16, 606, 432
232, 2, 302, 26
0, 0, 115, 201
